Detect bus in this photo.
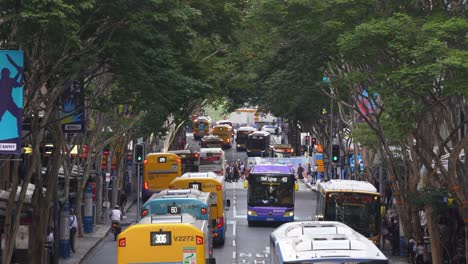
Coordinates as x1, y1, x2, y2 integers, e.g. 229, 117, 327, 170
201, 135, 224, 149
247, 131, 271, 157
235, 126, 256, 151
212, 125, 232, 149
245, 164, 298, 226
117, 214, 216, 264
269, 144, 294, 158
269, 221, 388, 264
193, 116, 212, 140
143, 152, 182, 202
199, 148, 225, 176
141, 189, 215, 221
315, 180, 382, 245
169, 172, 230, 246
168, 149, 200, 174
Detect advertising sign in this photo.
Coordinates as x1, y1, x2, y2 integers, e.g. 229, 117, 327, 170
0, 50, 24, 155
61, 80, 85, 133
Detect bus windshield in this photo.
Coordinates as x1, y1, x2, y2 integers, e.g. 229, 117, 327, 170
325, 192, 380, 237
248, 175, 294, 207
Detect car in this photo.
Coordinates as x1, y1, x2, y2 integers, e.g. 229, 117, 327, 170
200, 135, 224, 148
261, 125, 281, 135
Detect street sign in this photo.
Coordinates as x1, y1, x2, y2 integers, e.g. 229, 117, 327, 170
105, 172, 111, 182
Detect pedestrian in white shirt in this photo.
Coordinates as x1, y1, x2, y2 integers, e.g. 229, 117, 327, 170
69, 208, 77, 253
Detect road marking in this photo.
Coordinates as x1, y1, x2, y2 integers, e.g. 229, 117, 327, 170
233, 219, 237, 236
239, 253, 252, 257
233, 251, 236, 259
232, 239, 236, 247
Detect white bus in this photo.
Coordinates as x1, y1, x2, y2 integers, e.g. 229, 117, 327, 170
199, 148, 225, 176
270, 221, 388, 264
315, 180, 382, 245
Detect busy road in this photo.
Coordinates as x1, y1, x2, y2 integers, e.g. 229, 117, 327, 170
83, 134, 318, 264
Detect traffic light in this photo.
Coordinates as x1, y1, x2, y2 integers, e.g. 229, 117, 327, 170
311, 137, 317, 147
331, 144, 340, 163
305, 135, 310, 145
134, 143, 145, 164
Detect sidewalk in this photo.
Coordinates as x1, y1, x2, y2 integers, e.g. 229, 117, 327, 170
59, 195, 136, 264
303, 179, 409, 264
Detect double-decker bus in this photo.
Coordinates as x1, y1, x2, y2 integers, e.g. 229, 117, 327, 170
141, 189, 215, 220
269, 144, 294, 158
199, 148, 225, 176
142, 153, 182, 202
193, 116, 212, 140
270, 221, 388, 264
247, 131, 271, 157
235, 126, 256, 151
117, 214, 216, 264
169, 172, 230, 246
212, 125, 232, 149
245, 164, 298, 226
168, 149, 200, 174
315, 180, 382, 245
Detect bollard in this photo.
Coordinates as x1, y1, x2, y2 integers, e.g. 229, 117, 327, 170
59, 201, 70, 258
83, 184, 93, 233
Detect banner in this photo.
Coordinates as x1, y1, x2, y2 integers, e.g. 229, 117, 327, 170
0, 50, 24, 155
61, 80, 85, 133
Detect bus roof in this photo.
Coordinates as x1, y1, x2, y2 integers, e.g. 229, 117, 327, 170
271, 144, 292, 149
199, 148, 224, 154
271, 221, 387, 263
145, 152, 179, 158
151, 189, 203, 197
181, 172, 218, 178
139, 213, 197, 225
249, 131, 270, 137
168, 149, 191, 155
318, 179, 378, 194
251, 164, 293, 174
237, 126, 256, 132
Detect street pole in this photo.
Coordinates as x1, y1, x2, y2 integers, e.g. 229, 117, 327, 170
330, 85, 334, 179
136, 163, 141, 222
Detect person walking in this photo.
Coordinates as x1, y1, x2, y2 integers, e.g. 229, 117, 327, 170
119, 190, 127, 212
297, 163, 304, 180
69, 208, 78, 253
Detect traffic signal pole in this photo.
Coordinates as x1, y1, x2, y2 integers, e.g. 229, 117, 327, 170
134, 143, 145, 222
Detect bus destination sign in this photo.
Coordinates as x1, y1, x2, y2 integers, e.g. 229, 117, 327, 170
256, 176, 289, 183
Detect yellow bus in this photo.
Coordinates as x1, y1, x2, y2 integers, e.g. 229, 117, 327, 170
212, 125, 232, 149
143, 153, 182, 202
315, 179, 382, 245
193, 116, 212, 140
117, 214, 216, 264
169, 172, 230, 246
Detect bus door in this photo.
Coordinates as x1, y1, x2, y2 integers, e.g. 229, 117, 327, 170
143, 153, 181, 201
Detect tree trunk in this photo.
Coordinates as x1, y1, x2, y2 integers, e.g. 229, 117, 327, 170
96, 151, 103, 224
426, 206, 442, 263
2, 159, 20, 264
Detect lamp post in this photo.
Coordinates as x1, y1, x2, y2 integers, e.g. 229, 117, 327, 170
323, 76, 334, 179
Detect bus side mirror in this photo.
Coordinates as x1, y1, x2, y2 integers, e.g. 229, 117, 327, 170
295, 182, 299, 191
243, 181, 248, 188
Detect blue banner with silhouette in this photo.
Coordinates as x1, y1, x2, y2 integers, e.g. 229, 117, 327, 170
61, 80, 85, 133
0, 50, 24, 155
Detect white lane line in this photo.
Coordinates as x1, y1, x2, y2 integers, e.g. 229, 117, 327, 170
233, 205, 237, 219
232, 251, 236, 259
233, 220, 237, 236
232, 239, 236, 247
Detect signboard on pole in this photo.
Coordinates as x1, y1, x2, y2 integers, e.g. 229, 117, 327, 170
0, 50, 24, 155
60, 80, 85, 133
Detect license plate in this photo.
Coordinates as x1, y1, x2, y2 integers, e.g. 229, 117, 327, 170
266, 218, 274, 221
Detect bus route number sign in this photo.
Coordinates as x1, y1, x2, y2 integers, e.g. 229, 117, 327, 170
168, 206, 181, 215
150, 231, 171, 246
258, 176, 289, 183
158, 157, 167, 163
189, 182, 202, 191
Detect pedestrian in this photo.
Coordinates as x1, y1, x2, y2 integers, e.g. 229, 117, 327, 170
391, 217, 400, 256
297, 163, 304, 180
415, 239, 425, 264
69, 208, 78, 253
119, 190, 127, 211
419, 207, 427, 236
47, 227, 54, 264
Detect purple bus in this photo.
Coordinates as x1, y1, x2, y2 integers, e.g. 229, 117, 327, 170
246, 164, 298, 226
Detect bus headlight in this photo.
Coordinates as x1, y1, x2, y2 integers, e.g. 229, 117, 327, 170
247, 210, 257, 216
283, 211, 294, 217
